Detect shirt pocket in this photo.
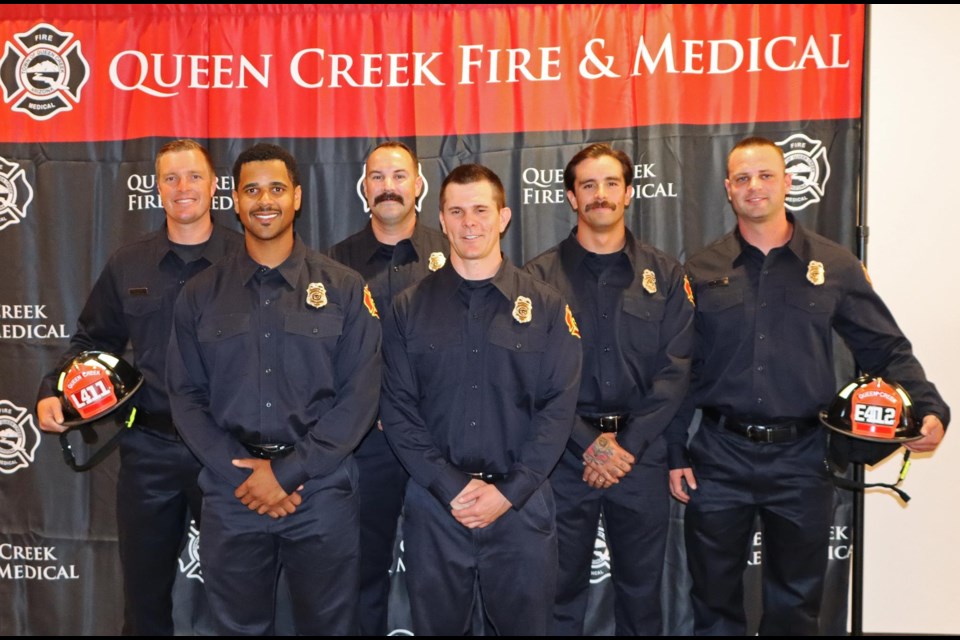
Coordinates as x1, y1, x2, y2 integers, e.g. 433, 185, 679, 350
621, 293, 665, 354
197, 313, 252, 376
487, 315, 550, 401
696, 286, 745, 345
407, 329, 463, 392
283, 309, 344, 388
122, 295, 166, 351
782, 286, 836, 339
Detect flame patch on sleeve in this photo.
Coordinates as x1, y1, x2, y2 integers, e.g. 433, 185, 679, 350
683, 275, 695, 307
565, 305, 581, 339
363, 284, 379, 319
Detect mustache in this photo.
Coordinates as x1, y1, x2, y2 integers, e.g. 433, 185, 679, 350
585, 200, 614, 212
251, 206, 281, 214
374, 192, 404, 206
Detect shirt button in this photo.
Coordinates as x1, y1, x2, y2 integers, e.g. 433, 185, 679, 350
760, 302, 767, 309
469, 420, 477, 427
600, 280, 607, 286
393, 266, 400, 272
264, 332, 271, 338
264, 299, 271, 305
756, 397, 763, 404
762, 269, 769, 276
216, 329, 222, 337
312, 328, 319, 334
758, 333, 765, 340
265, 368, 272, 375
756, 365, 764, 372
471, 313, 480, 320
472, 348, 479, 354
515, 343, 522, 350
808, 302, 816, 308
265, 402, 272, 408
179, 280, 185, 285
601, 313, 608, 320
604, 380, 611, 387
603, 346, 611, 353
429, 344, 436, 350
471, 384, 478, 390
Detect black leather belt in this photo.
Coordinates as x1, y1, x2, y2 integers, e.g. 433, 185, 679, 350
242, 442, 295, 460
580, 414, 629, 433
703, 408, 819, 444
133, 409, 179, 437
466, 471, 508, 482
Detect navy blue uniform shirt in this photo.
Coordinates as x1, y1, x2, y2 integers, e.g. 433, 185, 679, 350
667, 215, 950, 466
327, 220, 448, 319
524, 228, 694, 458
380, 257, 582, 509
167, 235, 382, 493
37, 223, 244, 414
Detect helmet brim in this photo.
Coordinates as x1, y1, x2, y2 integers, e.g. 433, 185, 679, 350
819, 410, 923, 444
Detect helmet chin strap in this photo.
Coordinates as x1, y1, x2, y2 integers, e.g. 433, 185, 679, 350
58, 406, 137, 472
828, 449, 912, 503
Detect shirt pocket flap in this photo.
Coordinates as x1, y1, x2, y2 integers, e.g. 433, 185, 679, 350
698, 287, 744, 312
197, 313, 250, 342
408, 329, 462, 353
122, 295, 162, 317
623, 294, 665, 323
784, 288, 834, 314
488, 316, 549, 353
284, 309, 344, 338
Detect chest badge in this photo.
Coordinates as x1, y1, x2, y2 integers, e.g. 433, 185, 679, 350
565, 305, 581, 339
513, 296, 532, 324
807, 260, 825, 286
642, 269, 657, 294
428, 252, 446, 272
306, 282, 327, 308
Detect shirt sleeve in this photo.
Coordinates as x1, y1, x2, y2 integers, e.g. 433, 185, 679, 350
166, 283, 252, 487
270, 276, 382, 492
37, 258, 130, 402
496, 299, 582, 509
665, 269, 701, 470
833, 260, 951, 428
380, 298, 469, 506
618, 264, 695, 458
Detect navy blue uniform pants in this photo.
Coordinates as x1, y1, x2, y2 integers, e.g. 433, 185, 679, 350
117, 427, 202, 636
197, 458, 360, 635
354, 426, 408, 635
551, 438, 670, 636
685, 421, 834, 636
402, 479, 558, 636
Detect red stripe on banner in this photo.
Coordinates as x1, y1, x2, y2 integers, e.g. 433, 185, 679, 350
0, 4, 864, 142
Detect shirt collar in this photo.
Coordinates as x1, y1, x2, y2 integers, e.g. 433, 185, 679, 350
559, 225, 638, 272
732, 212, 809, 264
240, 234, 307, 288
438, 254, 518, 303
155, 221, 236, 266
356, 219, 433, 265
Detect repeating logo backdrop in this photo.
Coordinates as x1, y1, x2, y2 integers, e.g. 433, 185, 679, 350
0, 4, 865, 635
